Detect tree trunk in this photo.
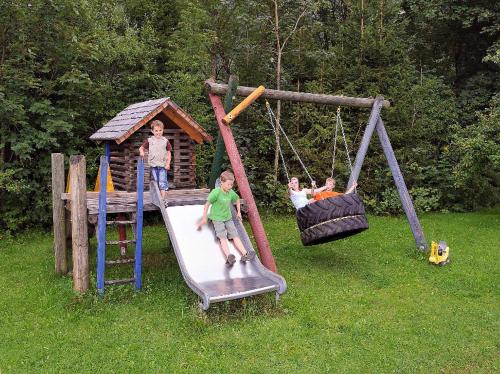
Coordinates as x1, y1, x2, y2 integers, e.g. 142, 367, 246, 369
361, 0, 365, 38
273, 0, 281, 183
379, 0, 384, 41
274, 54, 282, 183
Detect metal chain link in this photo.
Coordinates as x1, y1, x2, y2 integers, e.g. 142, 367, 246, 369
265, 101, 314, 184
265, 102, 290, 182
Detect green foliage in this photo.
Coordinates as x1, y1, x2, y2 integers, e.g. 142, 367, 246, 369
1, 0, 498, 232
451, 93, 500, 209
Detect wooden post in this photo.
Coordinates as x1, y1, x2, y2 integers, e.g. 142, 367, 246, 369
51, 153, 67, 274
347, 97, 384, 189
209, 93, 278, 272
96, 156, 108, 295
134, 157, 145, 290
222, 85, 265, 125
209, 75, 239, 189
376, 117, 428, 251
205, 80, 391, 108
70, 155, 89, 293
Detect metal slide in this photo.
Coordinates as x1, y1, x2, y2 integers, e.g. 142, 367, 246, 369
150, 183, 286, 310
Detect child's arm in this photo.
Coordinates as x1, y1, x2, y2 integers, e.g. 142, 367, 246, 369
305, 183, 326, 196
139, 139, 148, 157
345, 180, 358, 194
235, 198, 242, 221
166, 150, 172, 170
197, 201, 211, 230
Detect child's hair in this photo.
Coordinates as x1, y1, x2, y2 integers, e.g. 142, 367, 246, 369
150, 120, 164, 130
326, 177, 336, 184
220, 170, 235, 182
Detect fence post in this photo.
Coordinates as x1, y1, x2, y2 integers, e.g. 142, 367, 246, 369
51, 153, 67, 274
70, 155, 89, 293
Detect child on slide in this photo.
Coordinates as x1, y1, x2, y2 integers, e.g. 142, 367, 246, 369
197, 170, 255, 267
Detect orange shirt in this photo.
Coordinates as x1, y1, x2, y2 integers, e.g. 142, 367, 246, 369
314, 191, 342, 201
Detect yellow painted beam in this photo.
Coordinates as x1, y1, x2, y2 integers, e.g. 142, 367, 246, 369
222, 85, 265, 125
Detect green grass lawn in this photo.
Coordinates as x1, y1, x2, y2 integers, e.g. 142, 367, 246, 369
1, 208, 499, 373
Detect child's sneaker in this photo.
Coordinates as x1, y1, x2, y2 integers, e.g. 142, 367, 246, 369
240, 251, 256, 262
226, 254, 236, 267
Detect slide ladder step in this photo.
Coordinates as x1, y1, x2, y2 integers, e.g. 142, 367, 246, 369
105, 239, 136, 245
105, 258, 135, 265
105, 278, 135, 286
106, 220, 136, 225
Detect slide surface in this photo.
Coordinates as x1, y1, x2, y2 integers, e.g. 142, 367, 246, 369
151, 183, 286, 309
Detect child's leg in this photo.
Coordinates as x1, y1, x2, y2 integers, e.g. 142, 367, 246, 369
158, 168, 168, 199
225, 220, 248, 256
151, 167, 163, 198
231, 236, 247, 256
218, 238, 230, 257
213, 221, 235, 264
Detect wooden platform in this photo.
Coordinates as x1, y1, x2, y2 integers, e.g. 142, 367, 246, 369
62, 188, 210, 215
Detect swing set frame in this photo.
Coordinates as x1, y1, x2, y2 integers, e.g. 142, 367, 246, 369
206, 77, 427, 272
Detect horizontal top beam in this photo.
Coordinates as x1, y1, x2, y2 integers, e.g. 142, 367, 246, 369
205, 80, 390, 109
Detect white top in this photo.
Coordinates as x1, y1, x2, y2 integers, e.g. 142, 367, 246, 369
148, 136, 168, 167
290, 189, 309, 210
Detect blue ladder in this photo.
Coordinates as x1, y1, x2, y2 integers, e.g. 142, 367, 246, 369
96, 156, 144, 295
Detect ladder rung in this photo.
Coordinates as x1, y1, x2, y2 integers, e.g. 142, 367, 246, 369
105, 239, 136, 245
104, 278, 135, 286
106, 220, 136, 225
105, 258, 135, 265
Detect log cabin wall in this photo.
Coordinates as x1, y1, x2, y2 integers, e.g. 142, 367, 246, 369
109, 118, 196, 191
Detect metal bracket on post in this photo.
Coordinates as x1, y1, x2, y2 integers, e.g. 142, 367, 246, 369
375, 117, 428, 251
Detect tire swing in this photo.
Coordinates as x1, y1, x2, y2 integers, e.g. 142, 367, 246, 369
266, 103, 368, 246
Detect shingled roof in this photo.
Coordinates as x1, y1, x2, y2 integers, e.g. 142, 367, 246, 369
90, 98, 212, 144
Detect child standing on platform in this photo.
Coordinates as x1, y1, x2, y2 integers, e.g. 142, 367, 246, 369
139, 120, 172, 199
197, 170, 255, 267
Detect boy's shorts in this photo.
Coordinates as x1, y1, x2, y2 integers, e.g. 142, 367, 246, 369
151, 166, 169, 191
212, 219, 239, 240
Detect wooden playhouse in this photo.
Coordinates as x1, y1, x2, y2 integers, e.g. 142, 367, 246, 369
90, 97, 212, 191
52, 98, 213, 292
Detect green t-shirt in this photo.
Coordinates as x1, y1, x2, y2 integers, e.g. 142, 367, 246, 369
207, 187, 239, 222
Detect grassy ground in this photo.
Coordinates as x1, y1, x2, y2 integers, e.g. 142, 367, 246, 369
0, 208, 498, 373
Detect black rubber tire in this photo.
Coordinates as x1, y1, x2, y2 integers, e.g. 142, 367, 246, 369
296, 193, 366, 232
300, 215, 369, 246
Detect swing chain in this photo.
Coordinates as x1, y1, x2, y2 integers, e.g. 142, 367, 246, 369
331, 107, 340, 178
331, 107, 356, 193
265, 101, 290, 182
265, 101, 314, 185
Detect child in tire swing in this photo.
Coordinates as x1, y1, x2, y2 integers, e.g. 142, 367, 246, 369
313, 177, 358, 201
197, 171, 255, 267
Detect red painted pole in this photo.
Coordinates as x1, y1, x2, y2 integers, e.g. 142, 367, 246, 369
208, 93, 278, 273
117, 214, 127, 256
